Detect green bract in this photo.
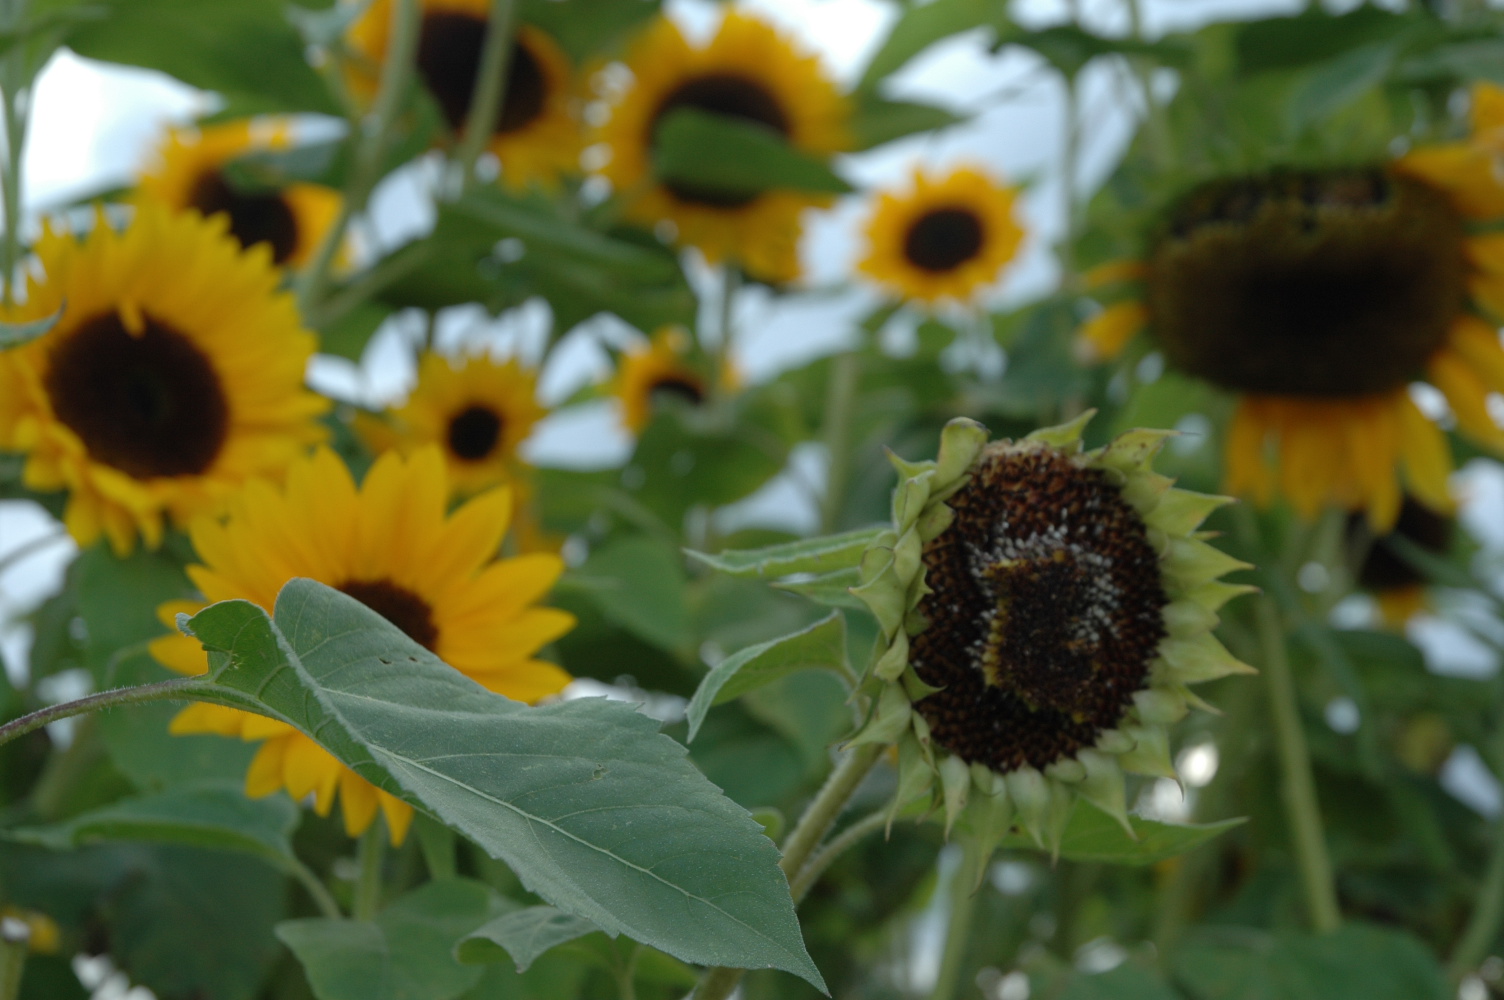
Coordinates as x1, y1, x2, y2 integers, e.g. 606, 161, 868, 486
849, 413, 1254, 871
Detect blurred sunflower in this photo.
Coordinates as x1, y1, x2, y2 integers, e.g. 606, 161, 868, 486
853, 415, 1251, 863
348, 0, 579, 188
1347, 496, 1454, 626
136, 119, 341, 268
0, 204, 327, 554
595, 9, 848, 282
858, 165, 1026, 305
151, 447, 575, 844
1080, 85, 1504, 529
364, 351, 546, 497
612, 327, 733, 433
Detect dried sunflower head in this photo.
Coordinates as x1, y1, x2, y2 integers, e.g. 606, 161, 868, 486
849, 414, 1253, 864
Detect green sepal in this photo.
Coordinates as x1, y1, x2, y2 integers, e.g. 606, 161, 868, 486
1163, 536, 1253, 588
1076, 749, 1133, 838
1095, 427, 1174, 474
1024, 409, 1095, 451
847, 681, 913, 747
1121, 470, 1175, 514
888, 735, 936, 831
958, 784, 1015, 892
892, 526, 923, 589
1005, 767, 1050, 850
1132, 687, 1189, 725
851, 568, 906, 638
892, 471, 935, 533
1178, 579, 1259, 613
1145, 489, 1233, 537
1043, 781, 1075, 861
857, 536, 898, 584
1119, 725, 1177, 781
900, 665, 943, 701
872, 631, 909, 682
917, 501, 954, 543
886, 450, 935, 483
1094, 728, 1134, 754
939, 754, 971, 836
1046, 757, 1086, 783
1158, 632, 1256, 684
1163, 599, 1219, 638
934, 418, 989, 487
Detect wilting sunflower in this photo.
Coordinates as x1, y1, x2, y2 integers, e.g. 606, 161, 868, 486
850, 414, 1252, 863
858, 165, 1026, 305
612, 327, 733, 433
366, 351, 546, 497
1080, 88, 1504, 530
595, 10, 849, 282
1347, 496, 1455, 626
347, 0, 579, 188
136, 119, 341, 268
0, 204, 327, 554
150, 447, 575, 844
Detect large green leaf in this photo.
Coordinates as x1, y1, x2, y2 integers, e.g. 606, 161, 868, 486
686, 613, 846, 741
0, 308, 60, 349
848, 97, 966, 151
1175, 924, 1450, 1000
858, 0, 1004, 90
183, 580, 825, 988
61, 0, 337, 114
652, 108, 851, 199
992, 801, 1243, 865
572, 535, 690, 652
688, 527, 886, 579
456, 906, 599, 972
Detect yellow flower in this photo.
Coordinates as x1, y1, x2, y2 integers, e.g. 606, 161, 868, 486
0, 204, 328, 554
135, 119, 341, 268
857, 165, 1026, 305
1349, 496, 1454, 627
348, 0, 580, 188
366, 351, 546, 497
853, 415, 1251, 863
150, 447, 575, 844
1079, 95, 1504, 529
611, 327, 731, 433
595, 9, 849, 282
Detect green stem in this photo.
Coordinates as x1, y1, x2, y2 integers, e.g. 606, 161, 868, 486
352, 823, 386, 921
452, 0, 515, 193
789, 808, 885, 903
0, 0, 29, 307
284, 857, 343, 921
1255, 593, 1341, 933
818, 351, 861, 533
709, 265, 739, 399
0, 530, 65, 577
0, 921, 25, 1000
691, 743, 884, 1000
1448, 721, 1504, 977
1058, 73, 1081, 288
0, 676, 208, 751
929, 852, 978, 1000
299, 0, 420, 316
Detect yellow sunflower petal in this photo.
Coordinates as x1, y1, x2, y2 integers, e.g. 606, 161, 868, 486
1430, 348, 1504, 451
338, 769, 381, 838
1079, 301, 1148, 362
245, 739, 289, 799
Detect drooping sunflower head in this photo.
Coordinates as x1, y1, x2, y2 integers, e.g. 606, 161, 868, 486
348, 0, 580, 188
1347, 495, 1455, 627
365, 351, 547, 497
595, 9, 849, 282
0, 204, 328, 554
1079, 115, 1504, 530
858, 165, 1026, 305
851, 414, 1252, 860
150, 446, 576, 844
611, 327, 732, 433
135, 118, 341, 268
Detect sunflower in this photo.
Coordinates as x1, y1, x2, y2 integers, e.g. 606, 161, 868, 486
1079, 88, 1504, 530
611, 327, 733, 433
595, 9, 849, 282
0, 204, 328, 555
1347, 496, 1455, 626
149, 447, 575, 844
364, 351, 546, 497
347, 0, 579, 188
850, 414, 1252, 863
857, 165, 1026, 305
136, 119, 342, 268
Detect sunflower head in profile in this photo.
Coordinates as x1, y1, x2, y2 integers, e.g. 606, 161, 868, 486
150, 447, 576, 844
348, 0, 579, 188
1347, 495, 1455, 627
1079, 83, 1504, 531
136, 119, 341, 268
595, 9, 849, 283
858, 165, 1026, 305
612, 327, 733, 433
363, 351, 546, 497
849, 414, 1252, 863
0, 204, 328, 554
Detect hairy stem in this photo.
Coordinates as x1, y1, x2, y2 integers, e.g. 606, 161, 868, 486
819, 351, 861, 533
452, 0, 516, 192
1448, 716, 1504, 978
790, 809, 885, 903
709, 265, 740, 398
0, 0, 29, 307
352, 823, 387, 921
286, 858, 344, 921
0, 676, 209, 751
929, 852, 979, 1000
1255, 593, 1341, 933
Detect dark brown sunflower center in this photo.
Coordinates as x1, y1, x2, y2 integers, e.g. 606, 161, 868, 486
1351, 497, 1453, 592
447, 404, 503, 461
44, 311, 229, 479
651, 73, 791, 207
1146, 168, 1468, 398
189, 171, 298, 265
648, 374, 706, 408
903, 207, 984, 273
416, 12, 546, 135
910, 445, 1168, 773
337, 579, 439, 651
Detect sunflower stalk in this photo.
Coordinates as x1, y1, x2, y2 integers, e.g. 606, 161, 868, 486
819, 350, 861, 532
710, 264, 740, 400
299, 0, 421, 317
929, 851, 979, 1000
0, 675, 210, 752
0, 0, 29, 307
452, 0, 516, 194
1447, 691, 1504, 979
352, 822, 387, 921
788, 808, 886, 903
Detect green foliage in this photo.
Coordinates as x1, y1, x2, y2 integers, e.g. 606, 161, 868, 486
184, 579, 825, 987
653, 109, 852, 198
456, 906, 598, 971
991, 801, 1244, 866
686, 612, 847, 740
